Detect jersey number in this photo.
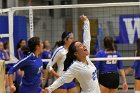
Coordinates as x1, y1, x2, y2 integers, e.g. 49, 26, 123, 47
106, 55, 117, 64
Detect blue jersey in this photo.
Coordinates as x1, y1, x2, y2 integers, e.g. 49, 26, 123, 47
131, 60, 140, 78
95, 50, 123, 73
41, 50, 52, 59
41, 50, 52, 65
0, 50, 6, 60
18, 49, 25, 60
8, 53, 43, 88
5, 50, 12, 73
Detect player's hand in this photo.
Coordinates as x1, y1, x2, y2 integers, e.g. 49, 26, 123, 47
9, 84, 16, 93
122, 82, 128, 92
80, 15, 88, 21
40, 89, 46, 93
44, 88, 50, 93
3, 50, 7, 53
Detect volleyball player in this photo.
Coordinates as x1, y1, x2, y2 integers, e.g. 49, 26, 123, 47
44, 15, 101, 93
0, 41, 10, 60
3, 41, 11, 93
8, 37, 43, 93
125, 38, 140, 93
1, 41, 11, 93
17, 39, 26, 60
46, 15, 90, 93
95, 36, 128, 93
41, 40, 52, 68
46, 32, 77, 93
14, 39, 27, 93
41, 40, 52, 88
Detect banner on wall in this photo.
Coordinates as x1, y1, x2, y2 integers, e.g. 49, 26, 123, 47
0, 16, 27, 57
118, 15, 140, 44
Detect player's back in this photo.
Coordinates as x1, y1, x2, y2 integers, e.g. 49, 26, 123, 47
95, 50, 123, 73
13, 53, 43, 87
41, 50, 52, 59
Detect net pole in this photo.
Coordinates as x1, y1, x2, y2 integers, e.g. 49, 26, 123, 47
8, 10, 16, 61
0, 60, 6, 93
29, 0, 34, 38
72, 0, 78, 40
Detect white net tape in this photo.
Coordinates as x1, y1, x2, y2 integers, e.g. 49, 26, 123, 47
4, 57, 140, 64
0, 34, 9, 38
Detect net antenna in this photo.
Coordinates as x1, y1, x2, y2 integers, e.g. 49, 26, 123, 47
29, 0, 34, 38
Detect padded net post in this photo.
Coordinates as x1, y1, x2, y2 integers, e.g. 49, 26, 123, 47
0, 60, 6, 93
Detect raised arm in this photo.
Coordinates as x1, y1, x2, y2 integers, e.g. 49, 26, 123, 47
80, 15, 91, 53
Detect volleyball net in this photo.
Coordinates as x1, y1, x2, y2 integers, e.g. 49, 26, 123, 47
0, 2, 140, 90
0, 2, 140, 61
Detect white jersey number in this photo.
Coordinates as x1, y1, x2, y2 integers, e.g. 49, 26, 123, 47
106, 55, 117, 64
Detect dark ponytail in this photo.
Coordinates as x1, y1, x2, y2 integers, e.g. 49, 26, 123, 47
52, 31, 72, 49
104, 36, 114, 51
22, 37, 40, 55
21, 46, 30, 55
61, 31, 73, 46
64, 41, 77, 71
136, 38, 140, 56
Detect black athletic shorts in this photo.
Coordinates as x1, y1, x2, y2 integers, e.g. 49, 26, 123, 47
135, 77, 140, 80
43, 63, 47, 69
99, 72, 119, 89
5, 64, 13, 74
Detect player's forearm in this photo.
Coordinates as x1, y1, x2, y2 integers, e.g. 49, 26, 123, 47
8, 75, 14, 86
47, 64, 60, 78
5, 53, 10, 60
3, 50, 10, 60
125, 67, 133, 75
120, 69, 127, 83
46, 77, 65, 92
83, 18, 91, 53
50, 69, 60, 78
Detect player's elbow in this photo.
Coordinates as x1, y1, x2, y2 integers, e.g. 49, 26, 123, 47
8, 67, 14, 75
47, 65, 53, 72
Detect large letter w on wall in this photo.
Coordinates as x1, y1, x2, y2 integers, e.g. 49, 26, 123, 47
123, 18, 140, 44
